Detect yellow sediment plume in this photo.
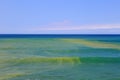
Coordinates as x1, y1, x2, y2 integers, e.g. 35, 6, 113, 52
0, 53, 7, 56
61, 39, 120, 50
0, 53, 17, 68
0, 54, 8, 64
0, 44, 14, 49
0, 73, 25, 80
0, 53, 15, 63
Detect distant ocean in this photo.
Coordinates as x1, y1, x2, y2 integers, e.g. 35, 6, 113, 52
0, 34, 120, 80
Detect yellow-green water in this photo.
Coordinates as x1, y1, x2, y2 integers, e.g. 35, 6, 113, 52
0, 36, 120, 80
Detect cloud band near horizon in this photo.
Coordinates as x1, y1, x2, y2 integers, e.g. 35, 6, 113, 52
31, 24, 120, 31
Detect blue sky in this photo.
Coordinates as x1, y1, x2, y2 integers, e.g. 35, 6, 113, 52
0, 0, 120, 34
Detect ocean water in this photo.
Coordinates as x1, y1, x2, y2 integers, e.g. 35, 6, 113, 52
0, 35, 120, 80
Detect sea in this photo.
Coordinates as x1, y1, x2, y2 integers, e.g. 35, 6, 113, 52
0, 34, 120, 80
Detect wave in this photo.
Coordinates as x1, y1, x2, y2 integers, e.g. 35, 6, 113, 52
7, 57, 120, 64
1, 57, 120, 80
9, 57, 81, 64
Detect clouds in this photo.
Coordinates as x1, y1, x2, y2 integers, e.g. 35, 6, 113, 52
30, 21, 120, 31
1, 21, 119, 34
34, 25, 120, 31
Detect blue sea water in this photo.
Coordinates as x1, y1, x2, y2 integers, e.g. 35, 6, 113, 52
0, 34, 120, 80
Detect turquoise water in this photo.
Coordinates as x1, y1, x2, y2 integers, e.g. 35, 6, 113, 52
0, 35, 120, 80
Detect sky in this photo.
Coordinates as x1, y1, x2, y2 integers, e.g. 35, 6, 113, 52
0, 0, 120, 34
